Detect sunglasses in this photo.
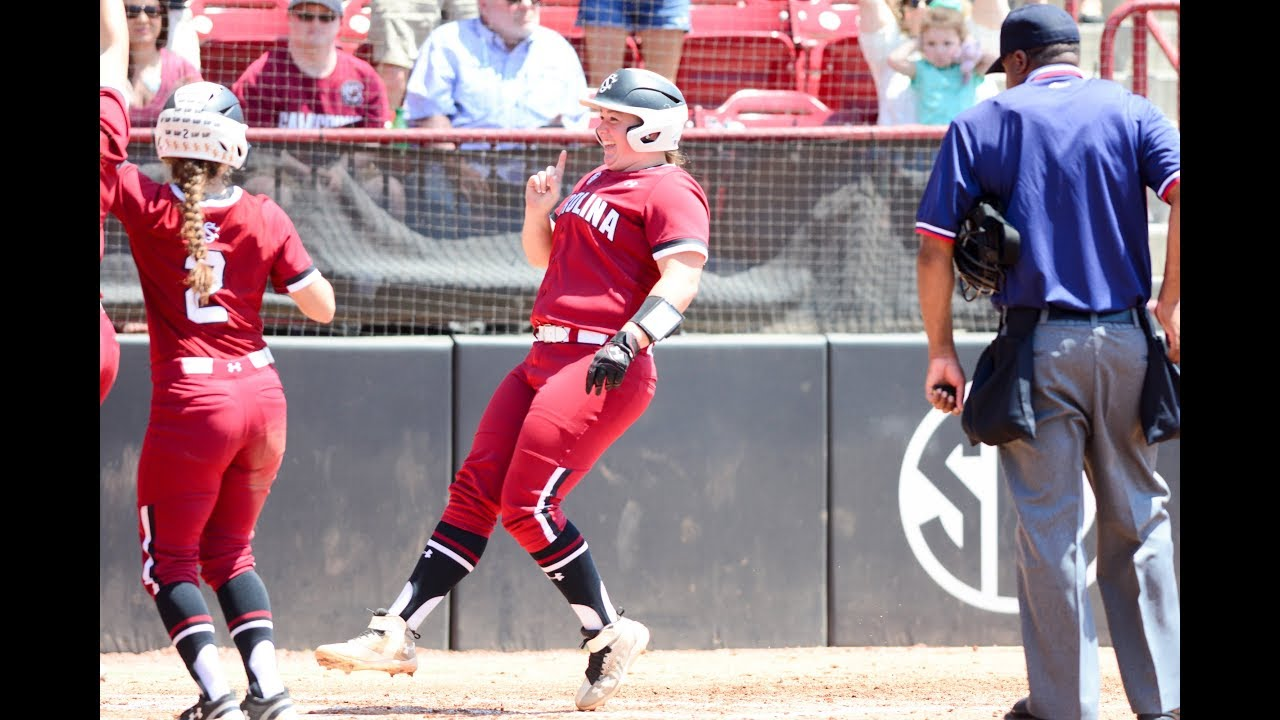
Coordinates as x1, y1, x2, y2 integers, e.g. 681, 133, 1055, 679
504, 0, 543, 6
125, 5, 163, 18
290, 10, 338, 22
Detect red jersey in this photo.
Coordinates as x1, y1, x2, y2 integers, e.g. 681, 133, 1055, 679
532, 164, 710, 337
100, 86, 130, 260
111, 164, 322, 367
231, 49, 390, 129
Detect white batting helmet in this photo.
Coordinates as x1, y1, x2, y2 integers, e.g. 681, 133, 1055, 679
154, 81, 250, 169
580, 68, 688, 153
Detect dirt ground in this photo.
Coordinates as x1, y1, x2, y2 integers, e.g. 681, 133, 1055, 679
99, 645, 1137, 719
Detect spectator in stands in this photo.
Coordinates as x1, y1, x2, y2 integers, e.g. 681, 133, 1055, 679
576, 0, 689, 87
368, 0, 479, 127
858, 0, 1008, 125
885, 0, 997, 125
232, 0, 406, 221
403, 0, 589, 237
126, 0, 203, 127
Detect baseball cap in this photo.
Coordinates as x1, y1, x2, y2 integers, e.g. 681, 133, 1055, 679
987, 3, 1081, 74
289, 0, 343, 16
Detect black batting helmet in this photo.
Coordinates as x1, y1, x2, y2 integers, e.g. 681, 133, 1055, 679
580, 68, 688, 152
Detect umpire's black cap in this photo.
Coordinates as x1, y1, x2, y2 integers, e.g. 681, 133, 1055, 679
987, 4, 1081, 74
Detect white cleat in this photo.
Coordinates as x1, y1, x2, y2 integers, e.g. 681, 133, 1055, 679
314, 609, 418, 677
575, 617, 650, 711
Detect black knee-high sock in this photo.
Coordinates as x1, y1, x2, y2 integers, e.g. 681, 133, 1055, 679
531, 521, 615, 630
400, 521, 488, 622
155, 582, 227, 700
215, 570, 280, 699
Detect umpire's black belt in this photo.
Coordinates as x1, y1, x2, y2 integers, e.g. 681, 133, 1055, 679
1004, 306, 1138, 326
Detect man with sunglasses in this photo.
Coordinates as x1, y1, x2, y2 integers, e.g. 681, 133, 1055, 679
400, 0, 589, 238
858, 0, 1009, 125
232, 0, 389, 131
230, 0, 406, 221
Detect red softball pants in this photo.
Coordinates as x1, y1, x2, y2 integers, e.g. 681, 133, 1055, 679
442, 341, 657, 553
136, 355, 288, 596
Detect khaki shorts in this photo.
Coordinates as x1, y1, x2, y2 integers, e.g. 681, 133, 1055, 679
368, 0, 478, 68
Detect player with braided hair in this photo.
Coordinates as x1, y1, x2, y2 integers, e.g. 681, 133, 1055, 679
314, 67, 709, 712
110, 81, 337, 720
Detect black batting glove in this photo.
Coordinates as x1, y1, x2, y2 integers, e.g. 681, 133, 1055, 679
585, 331, 638, 395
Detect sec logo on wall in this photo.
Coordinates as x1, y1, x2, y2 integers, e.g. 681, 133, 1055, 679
897, 382, 1100, 614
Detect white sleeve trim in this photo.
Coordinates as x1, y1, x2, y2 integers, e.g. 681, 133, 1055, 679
286, 267, 322, 293
916, 221, 956, 239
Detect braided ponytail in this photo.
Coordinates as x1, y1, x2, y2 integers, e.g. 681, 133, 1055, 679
173, 159, 214, 305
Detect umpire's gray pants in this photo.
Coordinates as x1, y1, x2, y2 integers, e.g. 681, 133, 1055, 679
999, 315, 1180, 719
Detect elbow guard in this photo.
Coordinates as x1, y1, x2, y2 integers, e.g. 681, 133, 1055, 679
630, 295, 684, 343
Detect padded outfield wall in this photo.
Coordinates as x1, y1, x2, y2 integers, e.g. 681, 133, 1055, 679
100, 335, 1180, 652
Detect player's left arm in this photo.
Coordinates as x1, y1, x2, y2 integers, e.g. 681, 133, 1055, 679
621, 252, 704, 351
268, 203, 337, 324
584, 249, 705, 396
289, 274, 337, 324
621, 174, 710, 350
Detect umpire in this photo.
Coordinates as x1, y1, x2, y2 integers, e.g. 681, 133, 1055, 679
914, 5, 1180, 720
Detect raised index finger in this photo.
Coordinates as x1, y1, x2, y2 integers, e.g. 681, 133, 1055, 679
554, 150, 567, 181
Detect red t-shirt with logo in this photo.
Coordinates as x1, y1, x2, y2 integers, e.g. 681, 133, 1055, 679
232, 49, 390, 129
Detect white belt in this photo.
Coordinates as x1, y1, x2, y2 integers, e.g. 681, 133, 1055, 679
534, 325, 609, 346
178, 347, 275, 375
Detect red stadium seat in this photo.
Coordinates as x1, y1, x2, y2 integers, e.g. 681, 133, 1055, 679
539, 3, 584, 40
688, 0, 790, 34
190, 0, 289, 43
189, 0, 287, 87
337, 0, 372, 53
670, 1, 800, 110
788, 0, 877, 124
694, 88, 832, 127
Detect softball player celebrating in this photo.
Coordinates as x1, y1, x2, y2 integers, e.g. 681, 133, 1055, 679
110, 81, 336, 720
315, 68, 709, 712
101, 0, 129, 405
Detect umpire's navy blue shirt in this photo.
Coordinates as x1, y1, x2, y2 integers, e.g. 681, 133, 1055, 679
915, 64, 1180, 312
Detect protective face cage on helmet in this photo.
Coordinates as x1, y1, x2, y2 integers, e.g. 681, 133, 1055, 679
154, 81, 250, 169
580, 68, 689, 153
953, 197, 1021, 302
